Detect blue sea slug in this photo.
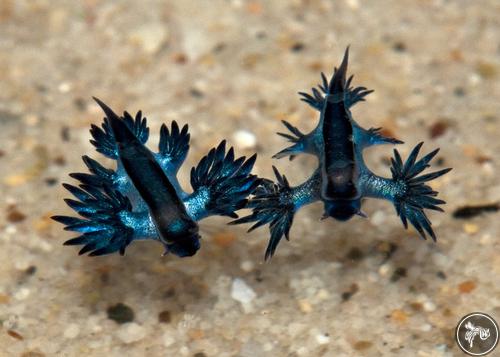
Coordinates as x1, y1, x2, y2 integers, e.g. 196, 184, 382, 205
53, 98, 259, 257
232, 47, 452, 259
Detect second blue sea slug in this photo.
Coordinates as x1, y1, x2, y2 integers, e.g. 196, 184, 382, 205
233, 47, 452, 259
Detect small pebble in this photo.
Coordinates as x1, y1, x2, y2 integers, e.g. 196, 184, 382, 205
476, 155, 491, 165
392, 41, 407, 52
378, 264, 391, 277
231, 278, 257, 304
14, 258, 32, 271
480, 233, 492, 245
435, 343, 448, 352
212, 231, 236, 247
315, 333, 330, 345
187, 328, 204, 340
179, 346, 189, 355
25, 265, 36, 275
73, 98, 87, 112
341, 283, 359, 302
24, 114, 39, 126
58, 82, 72, 93
370, 210, 386, 226
436, 271, 447, 280
38, 240, 53, 253
316, 289, 329, 300
432, 252, 450, 268
7, 207, 26, 223
163, 331, 175, 347
240, 260, 254, 272
0, 294, 10, 304
158, 310, 171, 324
232, 130, 257, 150
63, 323, 80, 339
341, 291, 353, 301
290, 42, 305, 52
429, 120, 450, 139
263, 343, 273, 352
423, 300, 436, 312
391, 309, 408, 323
453, 87, 465, 96
129, 23, 169, 54
5, 225, 17, 235
353, 340, 373, 351
44, 177, 58, 186
107, 303, 135, 324
60, 126, 70, 141
3, 314, 18, 330
409, 302, 423, 311
458, 280, 476, 293
172, 52, 187, 64
298, 299, 313, 313
481, 162, 495, 176
476, 61, 497, 79
14, 287, 30, 301
468, 73, 481, 85
7, 330, 23, 340
86, 315, 103, 334
189, 88, 204, 98
390, 267, 407, 282
116, 323, 146, 344
53, 155, 66, 166
296, 347, 308, 356
376, 241, 398, 261
420, 323, 432, 332
345, 0, 360, 10
345, 247, 364, 261
463, 223, 479, 234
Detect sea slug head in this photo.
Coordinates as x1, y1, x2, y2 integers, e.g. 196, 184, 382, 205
159, 219, 201, 257
323, 199, 361, 222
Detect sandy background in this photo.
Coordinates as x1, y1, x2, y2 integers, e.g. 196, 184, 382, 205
0, 1, 499, 356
